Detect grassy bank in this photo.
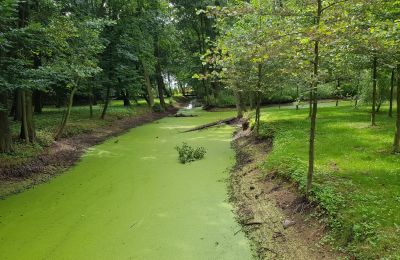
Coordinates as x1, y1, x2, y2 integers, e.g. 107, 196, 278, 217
257, 101, 400, 259
1, 100, 157, 170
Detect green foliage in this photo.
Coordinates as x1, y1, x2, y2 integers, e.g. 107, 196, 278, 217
175, 142, 207, 164
259, 102, 400, 258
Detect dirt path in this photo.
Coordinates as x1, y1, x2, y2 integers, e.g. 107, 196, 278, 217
230, 131, 339, 259
0, 108, 177, 198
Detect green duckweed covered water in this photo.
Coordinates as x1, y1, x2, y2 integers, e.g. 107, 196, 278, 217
0, 108, 253, 260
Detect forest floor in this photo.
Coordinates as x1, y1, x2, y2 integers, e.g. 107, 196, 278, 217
230, 130, 339, 259
0, 100, 178, 198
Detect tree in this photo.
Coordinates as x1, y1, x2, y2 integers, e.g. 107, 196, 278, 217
42, 16, 104, 140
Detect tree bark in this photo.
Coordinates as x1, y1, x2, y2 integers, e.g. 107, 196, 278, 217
389, 68, 395, 117
100, 85, 110, 120
19, 90, 35, 142
336, 79, 340, 107
55, 87, 77, 140
393, 65, 400, 153
306, 0, 321, 196
20, 90, 29, 143
0, 92, 13, 153
371, 56, 378, 126
154, 30, 166, 110
234, 90, 243, 119
141, 60, 154, 107
122, 90, 131, 107
89, 92, 93, 118
255, 92, 262, 135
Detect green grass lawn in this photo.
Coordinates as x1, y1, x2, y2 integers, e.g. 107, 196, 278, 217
257, 101, 400, 259
1, 100, 157, 169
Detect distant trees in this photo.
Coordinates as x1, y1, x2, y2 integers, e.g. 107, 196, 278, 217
0, 0, 189, 152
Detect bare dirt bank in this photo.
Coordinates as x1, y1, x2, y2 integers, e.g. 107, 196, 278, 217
230, 131, 340, 259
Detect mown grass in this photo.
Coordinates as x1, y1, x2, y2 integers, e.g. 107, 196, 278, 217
0, 100, 157, 169
257, 101, 400, 259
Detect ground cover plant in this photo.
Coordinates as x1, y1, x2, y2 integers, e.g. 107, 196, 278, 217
257, 102, 400, 258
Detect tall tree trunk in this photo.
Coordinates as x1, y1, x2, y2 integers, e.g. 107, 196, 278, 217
89, 92, 93, 118
20, 91, 35, 142
336, 79, 340, 107
309, 86, 312, 118
371, 56, 378, 126
154, 31, 166, 110
0, 92, 13, 153
389, 68, 395, 117
306, 0, 321, 196
141, 60, 154, 107
33, 54, 42, 114
296, 85, 299, 110
55, 87, 77, 140
101, 85, 111, 120
393, 65, 400, 153
155, 63, 166, 110
255, 92, 262, 135
20, 90, 29, 143
234, 90, 243, 119
122, 90, 131, 107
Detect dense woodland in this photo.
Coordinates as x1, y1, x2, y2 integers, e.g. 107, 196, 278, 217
0, 0, 399, 258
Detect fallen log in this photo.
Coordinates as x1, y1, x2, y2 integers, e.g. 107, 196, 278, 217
182, 117, 237, 132
173, 113, 198, 117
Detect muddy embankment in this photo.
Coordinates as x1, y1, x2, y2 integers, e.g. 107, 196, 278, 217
230, 130, 340, 259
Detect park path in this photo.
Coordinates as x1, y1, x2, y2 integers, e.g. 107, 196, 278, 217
0, 108, 253, 260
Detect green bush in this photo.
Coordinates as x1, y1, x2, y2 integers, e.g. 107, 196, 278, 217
175, 142, 207, 164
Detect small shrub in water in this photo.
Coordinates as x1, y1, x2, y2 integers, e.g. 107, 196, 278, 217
175, 142, 206, 164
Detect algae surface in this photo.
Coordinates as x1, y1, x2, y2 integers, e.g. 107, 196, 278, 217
0, 109, 252, 260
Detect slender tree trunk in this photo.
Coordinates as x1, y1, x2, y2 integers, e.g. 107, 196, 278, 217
371, 56, 378, 126
234, 90, 243, 119
255, 92, 262, 135
100, 85, 110, 120
389, 68, 395, 117
296, 85, 299, 110
157, 69, 167, 110
0, 92, 13, 153
55, 87, 77, 140
20, 90, 29, 143
89, 93, 93, 118
122, 90, 131, 107
141, 60, 154, 107
393, 65, 400, 153
309, 86, 312, 118
336, 79, 340, 107
154, 30, 166, 110
306, 0, 321, 196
